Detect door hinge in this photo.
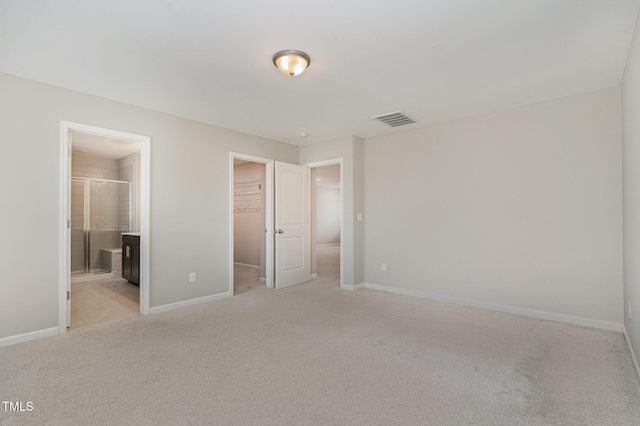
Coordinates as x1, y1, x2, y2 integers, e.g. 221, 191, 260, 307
67, 219, 71, 229
67, 291, 70, 300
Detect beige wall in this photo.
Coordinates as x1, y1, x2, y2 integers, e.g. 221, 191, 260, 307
364, 87, 623, 323
623, 12, 640, 364
0, 72, 298, 340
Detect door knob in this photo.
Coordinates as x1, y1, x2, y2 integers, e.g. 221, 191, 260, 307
277, 229, 284, 234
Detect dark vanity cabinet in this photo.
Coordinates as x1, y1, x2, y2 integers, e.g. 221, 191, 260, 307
122, 234, 140, 285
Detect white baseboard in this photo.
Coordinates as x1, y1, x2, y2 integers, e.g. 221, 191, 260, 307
0, 327, 59, 348
362, 283, 624, 332
317, 243, 340, 247
624, 326, 640, 380
310, 273, 318, 279
71, 272, 112, 283
149, 292, 232, 315
340, 283, 365, 291
234, 262, 260, 269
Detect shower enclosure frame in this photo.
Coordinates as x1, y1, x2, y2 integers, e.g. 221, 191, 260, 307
71, 177, 133, 277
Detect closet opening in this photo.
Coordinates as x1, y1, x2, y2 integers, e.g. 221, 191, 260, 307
233, 159, 267, 294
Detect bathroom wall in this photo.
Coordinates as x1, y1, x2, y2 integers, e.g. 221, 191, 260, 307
72, 154, 118, 179
118, 153, 141, 232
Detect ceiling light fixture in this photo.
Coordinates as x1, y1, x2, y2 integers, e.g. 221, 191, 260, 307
272, 50, 311, 76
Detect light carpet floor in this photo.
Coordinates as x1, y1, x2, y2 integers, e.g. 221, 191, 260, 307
2, 249, 639, 425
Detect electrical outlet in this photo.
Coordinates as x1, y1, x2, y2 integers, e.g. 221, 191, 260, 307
189, 272, 196, 283
381, 263, 387, 272
464, 273, 471, 281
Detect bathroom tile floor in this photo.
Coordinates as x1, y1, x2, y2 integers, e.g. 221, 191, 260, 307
69, 277, 139, 329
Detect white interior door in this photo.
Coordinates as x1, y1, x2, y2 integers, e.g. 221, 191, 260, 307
275, 161, 310, 289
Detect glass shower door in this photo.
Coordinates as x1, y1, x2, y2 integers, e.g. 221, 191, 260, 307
70, 179, 87, 275
71, 178, 132, 276
89, 180, 131, 273
89, 180, 106, 273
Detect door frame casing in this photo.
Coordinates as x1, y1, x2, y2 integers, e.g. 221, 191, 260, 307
59, 121, 151, 334
304, 158, 344, 287
229, 153, 274, 292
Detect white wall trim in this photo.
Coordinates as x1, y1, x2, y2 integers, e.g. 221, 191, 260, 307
0, 327, 58, 348
341, 283, 365, 291
624, 326, 640, 380
362, 283, 624, 332
317, 243, 341, 247
149, 292, 232, 315
60, 121, 151, 335
310, 273, 318, 279
234, 262, 260, 269
71, 272, 113, 283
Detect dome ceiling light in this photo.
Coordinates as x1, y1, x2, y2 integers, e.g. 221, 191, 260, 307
272, 50, 311, 76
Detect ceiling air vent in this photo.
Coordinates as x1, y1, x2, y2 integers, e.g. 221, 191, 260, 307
371, 111, 416, 127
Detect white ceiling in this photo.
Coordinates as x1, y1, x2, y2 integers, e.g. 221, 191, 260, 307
1, 0, 638, 146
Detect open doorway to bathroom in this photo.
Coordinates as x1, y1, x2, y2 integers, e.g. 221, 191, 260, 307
60, 122, 150, 334
68, 131, 141, 329
233, 159, 267, 294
